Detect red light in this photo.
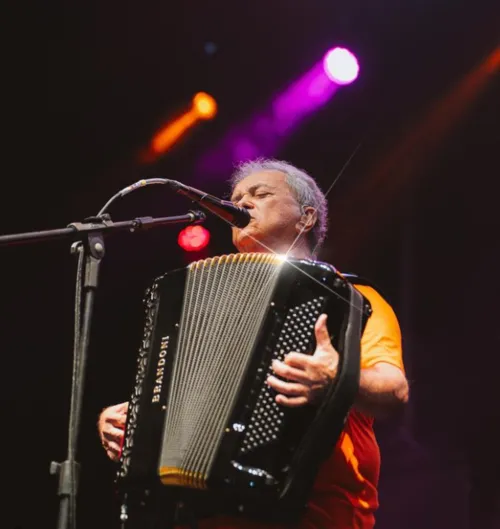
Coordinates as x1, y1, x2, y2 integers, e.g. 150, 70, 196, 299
178, 225, 210, 252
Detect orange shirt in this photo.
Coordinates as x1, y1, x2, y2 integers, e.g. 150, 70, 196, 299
180, 283, 405, 529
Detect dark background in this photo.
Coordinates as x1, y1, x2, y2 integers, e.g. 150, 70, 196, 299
2, 2, 499, 528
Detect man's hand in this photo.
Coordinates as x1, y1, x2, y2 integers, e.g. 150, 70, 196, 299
97, 401, 129, 461
267, 314, 339, 407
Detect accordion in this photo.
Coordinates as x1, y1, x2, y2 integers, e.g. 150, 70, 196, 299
116, 253, 372, 526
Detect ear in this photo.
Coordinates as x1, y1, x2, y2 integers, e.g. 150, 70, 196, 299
295, 206, 317, 235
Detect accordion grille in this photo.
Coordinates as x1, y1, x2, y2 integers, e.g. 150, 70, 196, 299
159, 253, 285, 488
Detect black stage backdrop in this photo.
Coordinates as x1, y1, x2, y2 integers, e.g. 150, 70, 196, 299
1, 2, 499, 528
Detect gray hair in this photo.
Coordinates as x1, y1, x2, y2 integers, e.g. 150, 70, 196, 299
229, 158, 328, 252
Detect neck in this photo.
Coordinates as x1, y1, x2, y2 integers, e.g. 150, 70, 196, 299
274, 236, 312, 260
284, 246, 312, 260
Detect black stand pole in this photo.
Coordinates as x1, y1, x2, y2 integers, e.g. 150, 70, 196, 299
0, 210, 205, 529
51, 228, 105, 529
0, 211, 205, 248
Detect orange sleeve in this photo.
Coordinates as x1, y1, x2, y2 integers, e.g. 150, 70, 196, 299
353, 284, 405, 372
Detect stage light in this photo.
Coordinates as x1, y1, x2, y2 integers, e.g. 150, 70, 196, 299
323, 47, 359, 85
146, 92, 218, 159
196, 48, 359, 179
178, 225, 210, 252
193, 92, 217, 119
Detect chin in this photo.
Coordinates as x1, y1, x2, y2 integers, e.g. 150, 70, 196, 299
234, 233, 266, 254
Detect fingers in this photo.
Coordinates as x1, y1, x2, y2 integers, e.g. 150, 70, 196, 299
269, 317, 337, 408
98, 403, 128, 431
268, 357, 314, 407
314, 313, 331, 349
114, 401, 129, 412
276, 394, 308, 408
98, 402, 129, 461
271, 358, 310, 383
105, 444, 122, 461
102, 402, 128, 421
283, 351, 320, 369
105, 411, 127, 427
102, 425, 125, 445
101, 429, 123, 460
267, 375, 307, 397
100, 424, 124, 461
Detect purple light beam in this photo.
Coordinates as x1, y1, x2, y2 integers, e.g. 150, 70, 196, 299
194, 49, 359, 182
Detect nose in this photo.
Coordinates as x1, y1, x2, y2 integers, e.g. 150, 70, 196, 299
236, 196, 254, 210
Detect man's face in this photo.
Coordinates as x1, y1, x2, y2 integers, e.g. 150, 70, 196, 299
230, 170, 303, 254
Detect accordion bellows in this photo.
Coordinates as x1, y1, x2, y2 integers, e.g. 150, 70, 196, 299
117, 252, 371, 523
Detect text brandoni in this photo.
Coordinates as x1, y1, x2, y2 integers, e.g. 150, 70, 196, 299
152, 336, 169, 403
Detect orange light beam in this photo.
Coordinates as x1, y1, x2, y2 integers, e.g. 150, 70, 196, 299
152, 109, 198, 154
150, 92, 218, 156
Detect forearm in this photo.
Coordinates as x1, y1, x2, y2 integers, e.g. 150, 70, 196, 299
353, 363, 409, 419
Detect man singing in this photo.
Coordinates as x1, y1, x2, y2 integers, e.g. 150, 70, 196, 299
98, 158, 409, 529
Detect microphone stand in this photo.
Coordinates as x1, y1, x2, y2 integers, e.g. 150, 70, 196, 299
0, 210, 206, 529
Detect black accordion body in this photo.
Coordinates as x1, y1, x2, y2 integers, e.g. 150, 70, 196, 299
116, 253, 372, 526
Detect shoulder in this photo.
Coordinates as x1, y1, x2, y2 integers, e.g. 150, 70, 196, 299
341, 273, 399, 327
341, 273, 404, 370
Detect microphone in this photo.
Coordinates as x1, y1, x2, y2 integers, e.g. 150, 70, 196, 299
167, 181, 251, 228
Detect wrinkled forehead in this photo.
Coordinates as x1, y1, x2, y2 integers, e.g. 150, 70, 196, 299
230, 170, 290, 198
